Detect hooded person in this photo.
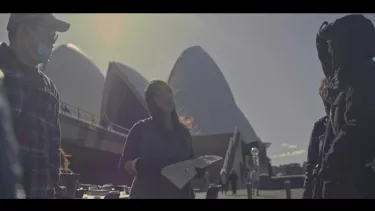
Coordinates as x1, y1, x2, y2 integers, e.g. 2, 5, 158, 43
316, 14, 375, 199
118, 80, 204, 199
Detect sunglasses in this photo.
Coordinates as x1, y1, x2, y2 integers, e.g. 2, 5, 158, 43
37, 25, 59, 43
26, 22, 59, 43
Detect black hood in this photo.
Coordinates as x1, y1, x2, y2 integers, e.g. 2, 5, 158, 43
318, 14, 375, 72
316, 21, 335, 78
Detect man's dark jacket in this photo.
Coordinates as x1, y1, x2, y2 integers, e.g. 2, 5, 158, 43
303, 116, 328, 199
0, 42, 62, 199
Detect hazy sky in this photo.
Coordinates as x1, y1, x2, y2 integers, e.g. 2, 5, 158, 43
1, 13, 374, 165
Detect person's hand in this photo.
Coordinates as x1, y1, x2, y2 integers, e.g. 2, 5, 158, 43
124, 158, 138, 176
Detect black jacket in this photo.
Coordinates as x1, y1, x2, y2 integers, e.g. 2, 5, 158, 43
303, 116, 328, 199
320, 60, 375, 198
119, 118, 195, 199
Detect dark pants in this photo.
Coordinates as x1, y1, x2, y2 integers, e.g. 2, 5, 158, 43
322, 181, 354, 199
231, 182, 237, 195
354, 167, 375, 199
206, 186, 219, 199
246, 183, 252, 199
221, 184, 228, 195
252, 181, 259, 196
323, 167, 375, 199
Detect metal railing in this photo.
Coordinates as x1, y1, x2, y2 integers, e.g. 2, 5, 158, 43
59, 101, 129, 137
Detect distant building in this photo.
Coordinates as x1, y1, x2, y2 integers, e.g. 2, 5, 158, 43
272, 163, 305, 176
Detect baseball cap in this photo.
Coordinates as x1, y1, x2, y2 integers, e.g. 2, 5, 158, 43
7, 13, 70, 33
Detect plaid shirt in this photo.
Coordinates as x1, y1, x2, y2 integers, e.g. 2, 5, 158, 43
0, 43, 61, 199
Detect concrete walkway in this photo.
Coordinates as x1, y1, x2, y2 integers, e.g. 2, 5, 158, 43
195, 189, 303, 199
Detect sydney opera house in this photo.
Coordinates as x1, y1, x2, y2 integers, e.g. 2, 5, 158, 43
44, 43, 271, 187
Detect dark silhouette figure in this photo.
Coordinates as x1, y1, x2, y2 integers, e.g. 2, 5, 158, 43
316, 14, 375, 199
229, 170, 238, 195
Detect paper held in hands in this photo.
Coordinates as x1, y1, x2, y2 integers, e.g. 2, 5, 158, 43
161, 155, 223, 190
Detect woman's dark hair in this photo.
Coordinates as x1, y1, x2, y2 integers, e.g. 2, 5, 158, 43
319, 78, 332, 115
145, 80, 193, 131
319, 78, 329, 100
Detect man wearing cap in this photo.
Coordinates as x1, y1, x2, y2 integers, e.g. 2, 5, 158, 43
0, 13, 70, 199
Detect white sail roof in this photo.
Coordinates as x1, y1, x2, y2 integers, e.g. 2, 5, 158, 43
100, 62, 150, 129
168, 46, 261, 144
108, 62, 149, 101
44, 43, 105, 117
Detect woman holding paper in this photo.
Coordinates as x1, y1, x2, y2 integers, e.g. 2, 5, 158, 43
118, 80, 204, 199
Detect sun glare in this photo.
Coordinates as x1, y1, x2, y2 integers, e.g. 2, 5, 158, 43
90, 14, 128, 45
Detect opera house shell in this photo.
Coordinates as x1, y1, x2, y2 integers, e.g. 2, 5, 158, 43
169, 46, 271, 182
101, 62, 149, 129
44, 43, 105, 118
168, 46, 260, 143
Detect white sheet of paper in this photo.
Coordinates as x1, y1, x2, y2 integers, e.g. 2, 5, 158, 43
161, 155, 222, 190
